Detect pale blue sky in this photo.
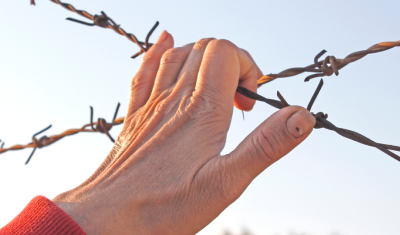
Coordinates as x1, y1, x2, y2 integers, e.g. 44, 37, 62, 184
1, 1, 399, 234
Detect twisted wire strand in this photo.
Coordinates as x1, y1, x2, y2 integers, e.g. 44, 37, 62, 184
1, 102, 123, 164
32, 0, 158, 58
9, 0, 396, 164
0, 117, 124, 155
257, 41, 400, 86
31, 0, 399, 83
237, 80, 400, 162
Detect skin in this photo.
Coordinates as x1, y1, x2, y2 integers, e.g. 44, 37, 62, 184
53, 31, 316, 235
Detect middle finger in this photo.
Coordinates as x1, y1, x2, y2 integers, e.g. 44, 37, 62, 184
150, 43, 195, 99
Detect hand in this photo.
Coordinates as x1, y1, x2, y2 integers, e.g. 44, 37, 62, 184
53, 30, 316, 235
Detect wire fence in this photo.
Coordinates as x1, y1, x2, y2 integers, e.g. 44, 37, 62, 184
1, 0, 399, 164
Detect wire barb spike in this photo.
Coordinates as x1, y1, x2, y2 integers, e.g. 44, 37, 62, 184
307, 79, 324, 111
12, 0, 400, 165
277, 91, 290, 107
25, 124, 52, 165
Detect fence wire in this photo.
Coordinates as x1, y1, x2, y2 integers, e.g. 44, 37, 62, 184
1, 0, 399, 164
0, 103, 124, 164
257, 42, 400, 85
31, 0, 159, 58
237, 80, 400, 162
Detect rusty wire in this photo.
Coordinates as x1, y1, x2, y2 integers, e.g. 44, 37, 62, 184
30, 1, 399, 85
31, 0, 159, 58
0, 103, 124, 164
1, 1, 398, 164
257, 41, 400, 86
237, 80, 400, 162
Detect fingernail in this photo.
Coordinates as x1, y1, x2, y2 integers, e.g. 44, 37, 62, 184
156, 30, 168, 44
286, 110, 316, 138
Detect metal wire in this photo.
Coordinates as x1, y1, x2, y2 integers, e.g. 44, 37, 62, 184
31, 1, 399, 85
0, 104, 124, 164
32, 0, 158, 58
257, 42, 400, 86
237, 80, 400, 162
3, 0, 395, 164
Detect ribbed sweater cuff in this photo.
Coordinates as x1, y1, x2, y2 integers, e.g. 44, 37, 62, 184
0, 196, 86, 235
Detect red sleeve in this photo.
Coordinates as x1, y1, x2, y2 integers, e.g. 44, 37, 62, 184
0, 196, 86, 235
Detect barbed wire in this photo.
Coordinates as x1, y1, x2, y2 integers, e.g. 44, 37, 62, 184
30, 0, 400, 83
0, 103, 124, 164
1, 0, 399, 164
257, 41, 400, 85
237, 80, 400, 162
31, 0, 159, 58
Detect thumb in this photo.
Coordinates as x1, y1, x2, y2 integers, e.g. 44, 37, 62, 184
223, 106, 316, 183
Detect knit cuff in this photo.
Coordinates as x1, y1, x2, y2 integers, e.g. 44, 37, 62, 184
0, 196, 86, 235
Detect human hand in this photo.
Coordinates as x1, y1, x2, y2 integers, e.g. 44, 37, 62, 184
53, 31, 316, 235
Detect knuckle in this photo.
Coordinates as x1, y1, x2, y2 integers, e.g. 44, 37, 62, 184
154, 99, 168, 116
178, 92, 209, 119
141, 50, 160, 64
130, 75, 150, 92
177, 92, 227, 141
241, 48, 250, 55
241, 48, 251, 58
210, 39, 236, 50
154, 90, 177, 116
160, 47, 188, 65
193, 38, 216, 49
252, 127, 285, 163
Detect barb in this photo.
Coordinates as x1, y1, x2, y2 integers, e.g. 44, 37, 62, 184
25, 125, 52, 164
0, 104, 124, 162
20, 0, 400, 164
31, 1, 399, 83
307, 79, 324, 111
277, 91, 290, 107
90, 103, 121, 143
32, 0, 158, 58
257, 41, 400, 86
236, 82, 400, 162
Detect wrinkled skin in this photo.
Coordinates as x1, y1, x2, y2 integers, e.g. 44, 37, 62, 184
53, 31, 316, 235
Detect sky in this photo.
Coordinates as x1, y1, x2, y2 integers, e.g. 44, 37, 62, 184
0, 0, 400, 234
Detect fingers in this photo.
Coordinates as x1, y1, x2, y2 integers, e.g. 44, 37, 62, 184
235, 49, 263, 111
150, 43, 194, 98
127, 30, 174, 116
222, 106, 316, 186
240, 49, 263, 80
195, 40, 259, 112
171, 38, 216, 97
240, 48, 264, 88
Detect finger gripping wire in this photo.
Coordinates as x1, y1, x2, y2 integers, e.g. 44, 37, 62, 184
236, 81, 400, 162
19, 0, 400, 165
